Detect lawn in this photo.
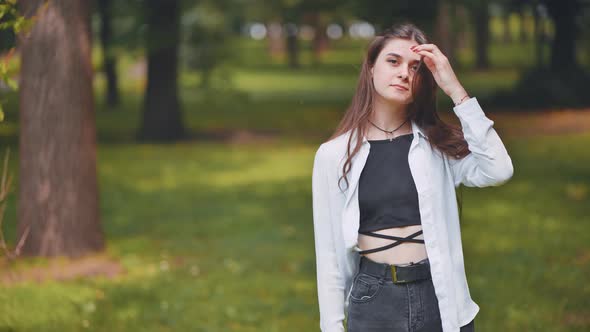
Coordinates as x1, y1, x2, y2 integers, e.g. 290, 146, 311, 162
0, 37, 589, 331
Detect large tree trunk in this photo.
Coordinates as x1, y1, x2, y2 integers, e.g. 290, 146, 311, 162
473, 2, 490, 69
18, 0, 104, 257
544, 0, 580, 71
138, 0, 186, 141
98, 0, 120, 107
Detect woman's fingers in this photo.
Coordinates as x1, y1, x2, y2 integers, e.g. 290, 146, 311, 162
413, 49, 437, 70
412, 43, 445, 58
414, 49, 435, 60
412, 44, 447, 70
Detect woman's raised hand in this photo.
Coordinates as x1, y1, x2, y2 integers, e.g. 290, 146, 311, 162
411, 43, 468, 104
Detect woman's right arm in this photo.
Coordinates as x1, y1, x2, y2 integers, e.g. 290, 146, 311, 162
312, 144, 346, 332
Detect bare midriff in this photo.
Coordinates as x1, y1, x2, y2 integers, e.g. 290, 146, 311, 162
357, 224, 428, 265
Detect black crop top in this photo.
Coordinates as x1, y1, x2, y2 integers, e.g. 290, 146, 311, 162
357, 133, 425, 255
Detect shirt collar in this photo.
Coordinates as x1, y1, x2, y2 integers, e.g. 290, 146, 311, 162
411, 119, 429, 141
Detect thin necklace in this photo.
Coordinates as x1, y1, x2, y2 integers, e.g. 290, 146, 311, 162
367, 118, 409, 141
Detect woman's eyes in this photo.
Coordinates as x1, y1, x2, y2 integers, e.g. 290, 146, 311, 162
387, 59, 419, 71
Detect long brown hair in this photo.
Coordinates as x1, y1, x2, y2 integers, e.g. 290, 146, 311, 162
329, 22, 470, 192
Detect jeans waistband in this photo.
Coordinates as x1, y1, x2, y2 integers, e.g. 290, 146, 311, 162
358, 256, 432, 283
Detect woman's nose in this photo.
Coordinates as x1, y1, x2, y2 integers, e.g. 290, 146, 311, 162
397, 65, 410, 80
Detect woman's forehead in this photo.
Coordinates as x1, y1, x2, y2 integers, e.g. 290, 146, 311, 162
380, 39, 420, 62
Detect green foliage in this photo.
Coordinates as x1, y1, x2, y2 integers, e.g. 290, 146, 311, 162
0, 0, 35, 36
352, 0, 438, 33
91, 1, 146, 57
0, 0, 36, 122
180, 2, 234, 88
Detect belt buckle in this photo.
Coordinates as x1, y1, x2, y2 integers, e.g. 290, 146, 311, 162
390, 265, 407, 284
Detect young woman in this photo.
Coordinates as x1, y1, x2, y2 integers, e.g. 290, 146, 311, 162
311, 23, 514, 332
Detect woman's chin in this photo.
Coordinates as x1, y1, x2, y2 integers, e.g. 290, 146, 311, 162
383, 95, 411, 105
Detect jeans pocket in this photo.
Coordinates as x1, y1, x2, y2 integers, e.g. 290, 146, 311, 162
350, 273, 382, 303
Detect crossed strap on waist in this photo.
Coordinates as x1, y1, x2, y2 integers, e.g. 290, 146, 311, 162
357, 229, 425, 255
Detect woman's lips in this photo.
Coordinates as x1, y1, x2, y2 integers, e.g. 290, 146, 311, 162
391, 84, 408, 91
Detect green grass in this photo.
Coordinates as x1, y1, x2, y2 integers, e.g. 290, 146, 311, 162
1, 132, 589, 331
0, 37, 589, 331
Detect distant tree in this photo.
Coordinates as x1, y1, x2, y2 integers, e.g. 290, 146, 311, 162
254, 0, 348, 68
501, 4, 513, 43
18, 0, 104, 257
463, 0, 490, 69
531, 0, 548, 67
543, 0, 583, 71
353, 0, 439, 34
489, 0, 590, 108
308, 12, 328, 65
298, 0, 344, 66
97, 0, 120, 107
137, 0, 186, 142
514, 0, 530, 43
181, 1, 233, 88
275, 0, 306, 68
435, 0, 456, 66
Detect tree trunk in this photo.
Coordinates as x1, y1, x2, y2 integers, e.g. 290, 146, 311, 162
266, 21, 285, 58
545, 0, 580, 71
138, 0, 186, 142
455, 5, 469, 50
285, 23, 299, 68
98, 0, 120, 107
310, 13, 328, 66
18, 0, 104, 257
518, 6, 528, 43
533, 1, 545, 67
473, 2, 490, 69
502, 11, 512, 44
435, 0, 455, 66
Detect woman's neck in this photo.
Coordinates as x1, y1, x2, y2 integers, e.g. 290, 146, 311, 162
366, 95, 411, 139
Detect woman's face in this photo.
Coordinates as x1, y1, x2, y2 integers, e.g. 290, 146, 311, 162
370, 38, 421, 105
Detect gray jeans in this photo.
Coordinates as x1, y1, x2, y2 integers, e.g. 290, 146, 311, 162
346, 256, 475, 332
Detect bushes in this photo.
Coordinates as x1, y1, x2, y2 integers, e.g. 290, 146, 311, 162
488, 66, 590, 109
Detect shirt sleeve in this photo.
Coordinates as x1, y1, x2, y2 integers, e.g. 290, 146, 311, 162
448, 97, 514, 188
312, 144, 346, 332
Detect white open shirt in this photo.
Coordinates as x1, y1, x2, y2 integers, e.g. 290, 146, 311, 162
311, 97, 514, 332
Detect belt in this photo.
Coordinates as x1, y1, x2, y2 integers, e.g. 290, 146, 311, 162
359, 255, 432, 284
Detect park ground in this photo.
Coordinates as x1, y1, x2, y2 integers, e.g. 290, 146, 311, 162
0, 38, 589, 331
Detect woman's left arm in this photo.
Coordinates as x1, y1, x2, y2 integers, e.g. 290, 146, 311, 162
412, 43, 514, 187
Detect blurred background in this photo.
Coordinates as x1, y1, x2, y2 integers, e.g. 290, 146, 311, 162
0, 0, 589, 331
